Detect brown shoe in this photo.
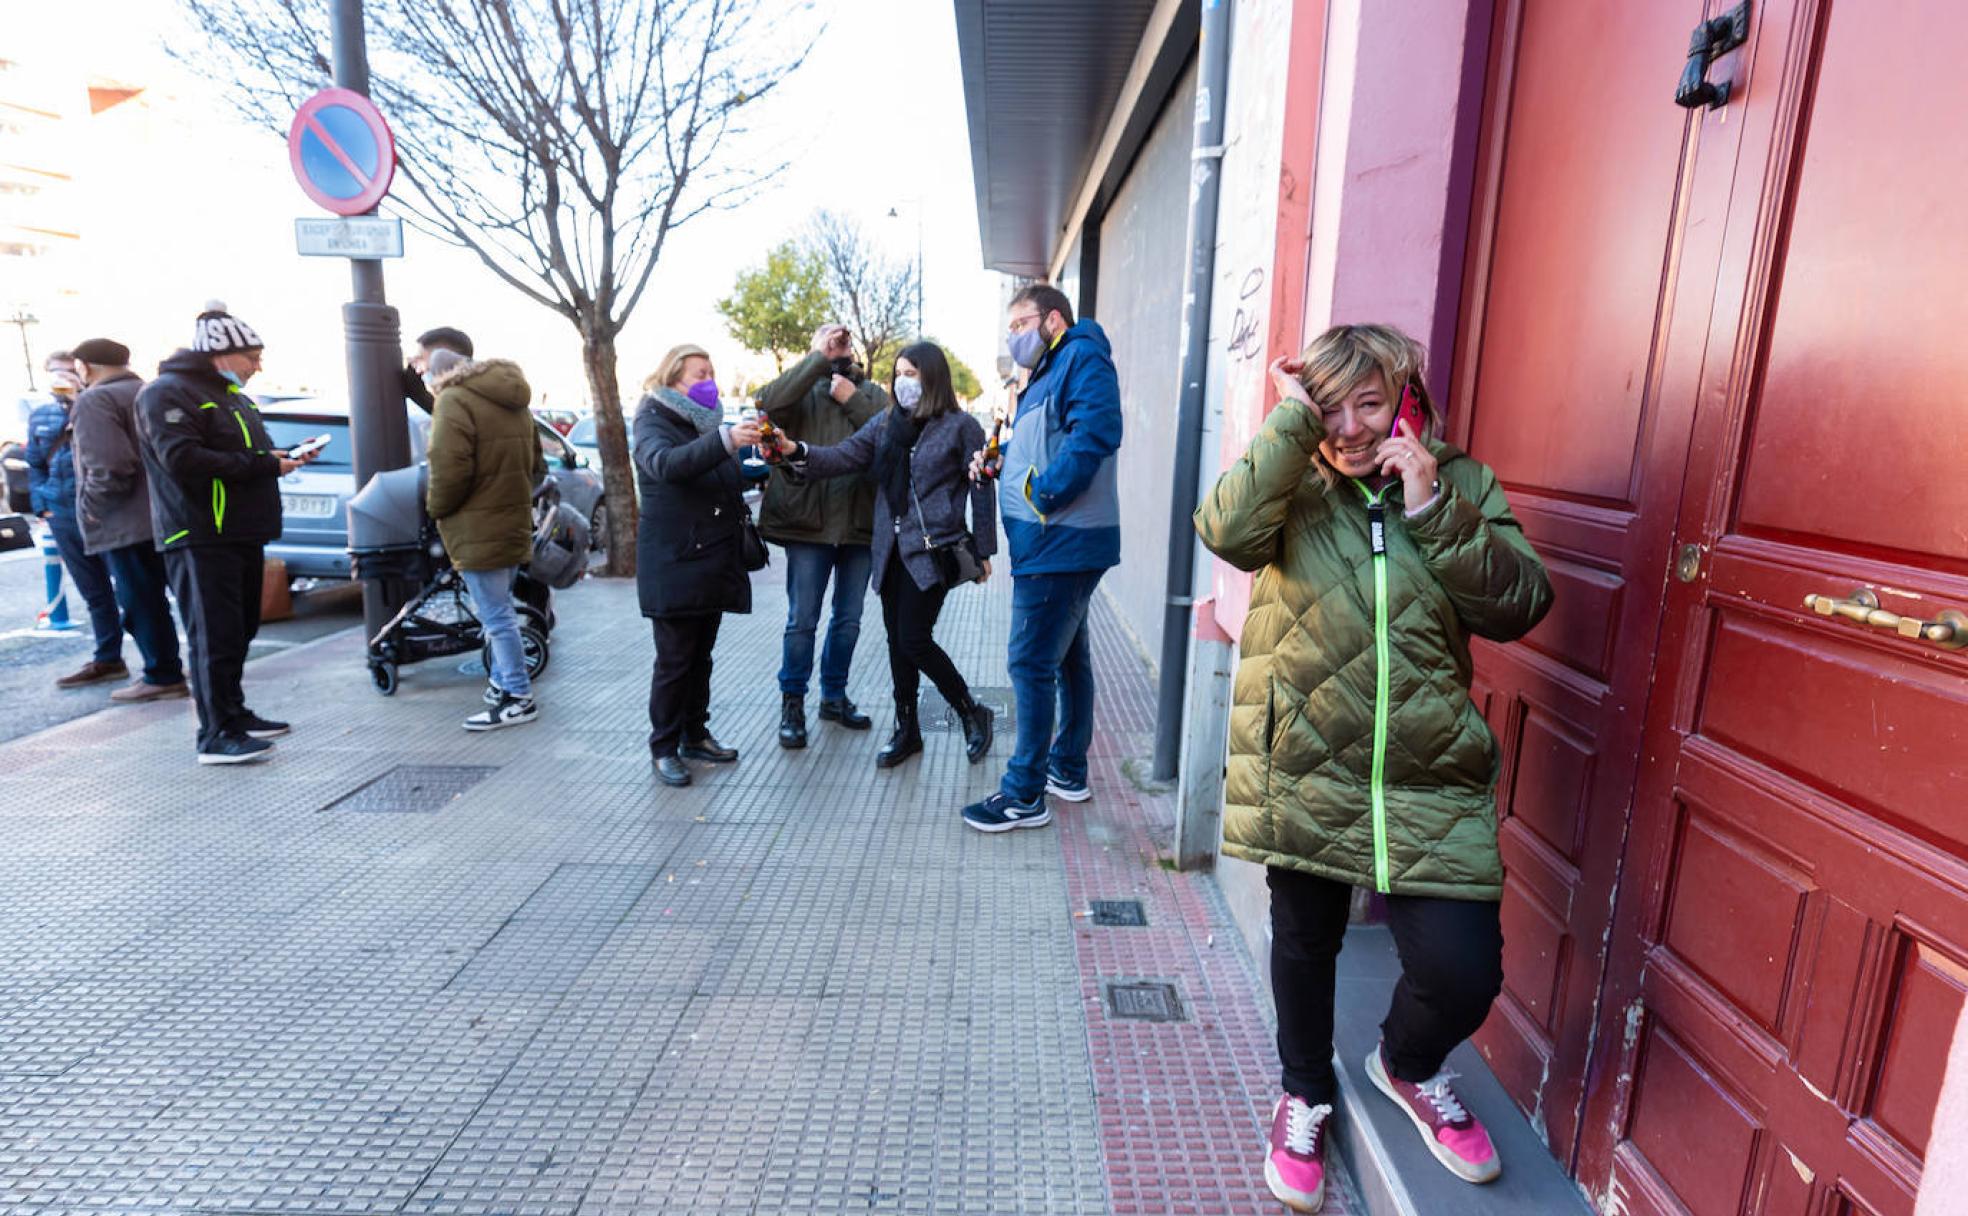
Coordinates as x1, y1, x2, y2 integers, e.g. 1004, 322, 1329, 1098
55, 659, 130, 689
110, 678, 191, 703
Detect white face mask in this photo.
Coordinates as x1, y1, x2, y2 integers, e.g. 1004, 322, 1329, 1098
893, 376, 924, 412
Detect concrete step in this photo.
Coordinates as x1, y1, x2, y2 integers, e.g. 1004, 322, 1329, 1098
1330, 925, 1594, 1216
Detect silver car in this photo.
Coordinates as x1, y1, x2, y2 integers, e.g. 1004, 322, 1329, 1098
261, 399, 605, 580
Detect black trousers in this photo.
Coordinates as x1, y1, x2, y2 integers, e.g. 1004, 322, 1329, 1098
163, 542, 264, 750
648, 613, 722, 755
1268, 866, 1503, 1106
879, 558, 969, 709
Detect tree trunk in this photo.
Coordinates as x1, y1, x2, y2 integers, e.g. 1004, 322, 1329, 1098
579, 327, 639, 577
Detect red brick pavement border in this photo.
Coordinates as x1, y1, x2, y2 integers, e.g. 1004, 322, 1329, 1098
1056, 593, 1360, 1215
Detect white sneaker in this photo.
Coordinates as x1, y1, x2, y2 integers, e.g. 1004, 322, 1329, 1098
464, 694, 537, 731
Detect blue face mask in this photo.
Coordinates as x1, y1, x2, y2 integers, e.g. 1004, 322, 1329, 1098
1008, 325, 1048, 370
893, 376, 923, 412
217, 368, 243, 387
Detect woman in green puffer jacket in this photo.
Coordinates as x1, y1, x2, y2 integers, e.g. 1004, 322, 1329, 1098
1194, 324, 1551, 1211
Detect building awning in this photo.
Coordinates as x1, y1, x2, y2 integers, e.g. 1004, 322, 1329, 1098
954, 0, 1164, 277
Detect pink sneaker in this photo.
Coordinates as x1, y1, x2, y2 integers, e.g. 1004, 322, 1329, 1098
1264, 1093, 1331, 1212
1366, 1045, 1501, 1183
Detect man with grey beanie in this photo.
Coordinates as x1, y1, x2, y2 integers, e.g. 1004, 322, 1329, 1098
136, 302, 317, 764
70, 337, 187, 703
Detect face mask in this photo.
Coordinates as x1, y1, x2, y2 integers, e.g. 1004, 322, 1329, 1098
893, 377, 923, 412
217, 369, 243, 387
685, 378, 721, 410
1008, 325, 1047, 370
830, 357, 855, 377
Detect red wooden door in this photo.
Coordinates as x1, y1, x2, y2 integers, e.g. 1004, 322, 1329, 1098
1578, 2, 1968, 1212
1448, 0, 1746, 1166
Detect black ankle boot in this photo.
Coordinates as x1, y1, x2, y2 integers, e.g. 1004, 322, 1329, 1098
956, 697, 994, 764
819, 696, 872, 730
876, 701, 923, 769
778, 693, 807, 749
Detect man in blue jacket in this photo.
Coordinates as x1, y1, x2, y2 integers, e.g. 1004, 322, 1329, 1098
26, 351, 127, 688
962, 285, 1122, 833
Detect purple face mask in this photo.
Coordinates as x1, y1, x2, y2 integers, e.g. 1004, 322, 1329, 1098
685, 379, 720, 410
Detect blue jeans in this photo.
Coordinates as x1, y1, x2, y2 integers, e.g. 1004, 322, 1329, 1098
1002, 570, 1103, 801
777, 542, 871, 700
46, 513, 121, 662
462, 567, 530, 698
102, 542, 184, 685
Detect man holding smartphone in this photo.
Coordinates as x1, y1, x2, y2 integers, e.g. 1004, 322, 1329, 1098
136, 301, 317, 765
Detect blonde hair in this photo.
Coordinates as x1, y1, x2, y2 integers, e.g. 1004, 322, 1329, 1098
1295, 323, 1442, 483
645, 343, 712, 392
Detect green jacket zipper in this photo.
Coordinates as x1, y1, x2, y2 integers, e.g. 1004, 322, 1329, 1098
1357, 481, 1393, 893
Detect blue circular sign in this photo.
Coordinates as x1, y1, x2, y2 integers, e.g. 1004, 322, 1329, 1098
288, 88, 397, 216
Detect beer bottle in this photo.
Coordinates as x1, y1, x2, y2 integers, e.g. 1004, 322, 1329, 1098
756, 413, 784, 465
980, 416, 1005, 481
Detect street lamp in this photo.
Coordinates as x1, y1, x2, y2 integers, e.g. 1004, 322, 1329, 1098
6, 308, 39, 391
886, 202, 923, 337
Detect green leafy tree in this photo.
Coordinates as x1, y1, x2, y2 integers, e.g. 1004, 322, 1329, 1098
717, 242, 831, 372
868, 339, 982, 401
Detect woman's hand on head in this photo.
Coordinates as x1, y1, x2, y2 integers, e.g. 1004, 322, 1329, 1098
1376, 418, 1439, 508
1269, 355, 1313, 408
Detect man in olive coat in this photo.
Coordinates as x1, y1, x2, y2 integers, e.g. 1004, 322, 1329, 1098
755, 322, 889, 747
424, 351, 547, 730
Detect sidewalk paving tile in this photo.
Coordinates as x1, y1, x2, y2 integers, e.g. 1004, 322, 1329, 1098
0, 563, 1353, 1214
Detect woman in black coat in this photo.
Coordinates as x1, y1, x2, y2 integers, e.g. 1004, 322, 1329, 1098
633, 343, 765, 787
771, 342, 998, 768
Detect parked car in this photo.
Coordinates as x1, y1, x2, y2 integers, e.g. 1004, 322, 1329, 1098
565, 414, 601, 475
533, 407, 580, 436
258, 398, 605, 580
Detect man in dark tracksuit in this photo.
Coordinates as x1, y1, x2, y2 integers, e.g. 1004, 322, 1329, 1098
136, 302, 313, 764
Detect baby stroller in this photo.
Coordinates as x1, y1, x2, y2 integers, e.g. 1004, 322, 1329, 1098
347, 464, 556, 696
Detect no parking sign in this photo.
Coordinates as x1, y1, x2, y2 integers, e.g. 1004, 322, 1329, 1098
288, 87, 396, 216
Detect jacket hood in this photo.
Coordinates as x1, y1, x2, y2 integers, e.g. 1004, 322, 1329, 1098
1052, 319, 1112, 361
156, 348, 220, 380
434, 358, 532, 410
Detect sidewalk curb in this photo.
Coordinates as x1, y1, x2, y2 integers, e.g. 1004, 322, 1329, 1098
6, 621, 363, 755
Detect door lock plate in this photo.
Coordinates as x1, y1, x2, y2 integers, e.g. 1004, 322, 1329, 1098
1675, 544, 1702, 582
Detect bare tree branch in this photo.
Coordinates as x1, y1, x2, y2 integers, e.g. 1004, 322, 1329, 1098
175, 0, 820, 574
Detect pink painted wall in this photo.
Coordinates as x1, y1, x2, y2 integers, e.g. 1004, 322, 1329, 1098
1208, 0, 1490, 640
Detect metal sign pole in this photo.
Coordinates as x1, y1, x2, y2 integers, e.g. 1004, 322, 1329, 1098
329, 0, 411, 641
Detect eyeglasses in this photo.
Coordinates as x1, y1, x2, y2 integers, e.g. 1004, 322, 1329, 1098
1006, 311, 1042, 336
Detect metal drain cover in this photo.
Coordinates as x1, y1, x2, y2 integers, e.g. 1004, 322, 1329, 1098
1105, 981, 1186, 1022
918, 685, 1013, 734
321, 765, 499, 813
1089, 899, 1147, 926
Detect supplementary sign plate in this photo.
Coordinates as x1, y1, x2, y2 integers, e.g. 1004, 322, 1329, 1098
294, 216, 404, 259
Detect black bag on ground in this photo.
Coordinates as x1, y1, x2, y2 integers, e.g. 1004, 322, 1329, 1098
0, 514, 32, 553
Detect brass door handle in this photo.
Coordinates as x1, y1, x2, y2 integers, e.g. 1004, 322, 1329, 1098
1804, 590, 1967, 651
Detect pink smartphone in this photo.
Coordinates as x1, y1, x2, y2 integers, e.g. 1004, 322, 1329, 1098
1391, 381, 1426, 441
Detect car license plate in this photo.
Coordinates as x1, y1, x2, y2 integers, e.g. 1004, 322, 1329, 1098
281, 494, 338, 519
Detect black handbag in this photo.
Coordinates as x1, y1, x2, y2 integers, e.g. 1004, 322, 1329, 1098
739, 507, 769, 572
0, 514, 32, 554
911, 483, 982, 588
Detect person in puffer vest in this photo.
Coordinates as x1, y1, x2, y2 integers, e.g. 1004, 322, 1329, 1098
1195, 324, 1552, 1209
